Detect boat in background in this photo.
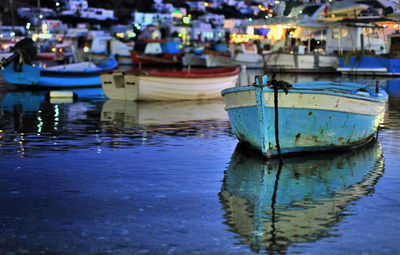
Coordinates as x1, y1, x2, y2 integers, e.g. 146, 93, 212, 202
205, 42, 264, 69
86, 36, 134, 65
101, 66, 240, 101
264, 52, 338, 73
220, 141, 384, 253
35, 39, 72, 62
182, 53, 206, 67
130, 39, 184, 66
222, 75, 387, 157
183, 42, 231, 67
337, 53, 400, 76
1, 55, 117, 88
336, 25, 399, 75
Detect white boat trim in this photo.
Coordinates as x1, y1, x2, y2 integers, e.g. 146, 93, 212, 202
223, 89, 386, 116
337, 67, 388, 72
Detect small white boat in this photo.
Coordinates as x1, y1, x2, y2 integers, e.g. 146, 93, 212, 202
101, 66, 241, 101
205, 42, 265, 69
86, 36, 133, 65
264, 52, 338, 73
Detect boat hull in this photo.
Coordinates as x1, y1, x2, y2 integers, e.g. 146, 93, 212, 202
182, 54, 206, 67
1, 58, 117, 88
130, 51, 182, 66
205, 54, 264, 69
222, 85, 387, 157
338, 56, 400, 76
87, 52, 132, 65
264, 53, 338, 73
101, 68, 240, 101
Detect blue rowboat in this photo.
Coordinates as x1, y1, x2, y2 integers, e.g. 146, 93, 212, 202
220, 141, 384, 252
1, 56, 118, 88
221, 75, 388, 158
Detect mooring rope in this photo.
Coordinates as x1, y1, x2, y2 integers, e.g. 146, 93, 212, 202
268, 78, 291, 163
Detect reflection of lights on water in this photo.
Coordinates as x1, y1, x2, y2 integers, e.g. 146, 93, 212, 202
19, 133, 25, 157
96, 133, 102, 153
142, 130, 147, 145
54, 105, 59, 131
37, 111, 43, 135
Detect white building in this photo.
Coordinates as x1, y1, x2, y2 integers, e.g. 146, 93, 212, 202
198, 14, 225, 27
186, 1, 207, 12
60, 0, 114, 21
80, 8, 114, 20
66, 0, 88, 13
131, 12, 173, 27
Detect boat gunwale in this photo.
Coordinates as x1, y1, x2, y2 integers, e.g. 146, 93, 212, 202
221, 85, 388, 103
105, 66, 241, 78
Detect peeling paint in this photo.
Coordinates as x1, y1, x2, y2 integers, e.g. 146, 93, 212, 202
294, 133, 301, 144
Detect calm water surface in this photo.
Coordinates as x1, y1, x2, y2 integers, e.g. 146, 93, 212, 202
0, 73, 399, 255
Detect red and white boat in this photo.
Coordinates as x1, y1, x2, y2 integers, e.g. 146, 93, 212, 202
101, 66, 241, 101
130, 39, 183, 66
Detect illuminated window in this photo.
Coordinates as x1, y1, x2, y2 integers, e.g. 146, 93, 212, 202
332, 28, 348, 39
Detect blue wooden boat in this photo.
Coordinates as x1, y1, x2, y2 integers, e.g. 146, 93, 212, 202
221, 75, 388, 158
337, 55, 400, 76
220, 141, 384, 252
1, 56, 118, 88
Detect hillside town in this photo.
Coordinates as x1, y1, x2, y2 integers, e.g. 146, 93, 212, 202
2, 0, 400, 56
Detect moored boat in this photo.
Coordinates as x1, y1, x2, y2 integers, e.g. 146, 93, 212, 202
205, 42, 264, 69
86, 36, 134, 65
205, 53, 264, 69
336, 28, 400, 76
221, 75, 388, 157
130, 40, 184, 66
182, 53, 206, 67
1, 56, 117, 88
264, 52, 338, 73
101, 66, 241, 101
337, 55, 400, 76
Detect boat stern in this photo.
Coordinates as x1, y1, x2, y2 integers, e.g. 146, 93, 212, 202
101, 72, 139, 100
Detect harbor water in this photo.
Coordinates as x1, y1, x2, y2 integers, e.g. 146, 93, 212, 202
0, 72, 399, 254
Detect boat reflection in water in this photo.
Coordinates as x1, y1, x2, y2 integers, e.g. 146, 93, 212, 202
0, 88, 104, 133
219, 142, 384, 253
100, 99, 228, 127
